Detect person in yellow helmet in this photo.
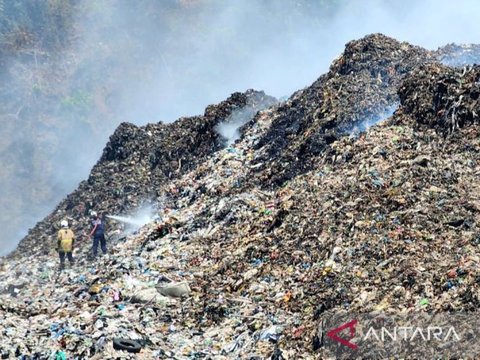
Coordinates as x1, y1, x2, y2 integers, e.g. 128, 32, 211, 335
57, 220, 75, 270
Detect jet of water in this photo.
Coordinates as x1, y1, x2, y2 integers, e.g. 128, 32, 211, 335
106, 204, 157, 232
106, 215, 149, 228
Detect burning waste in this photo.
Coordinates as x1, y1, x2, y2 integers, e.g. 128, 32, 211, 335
0, 34, 479, 358
215, 106, 267, 146
343, 104, 398, 138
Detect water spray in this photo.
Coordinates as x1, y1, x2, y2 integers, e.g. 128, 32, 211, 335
106, 215, 150, 228
106, 204, 158, 233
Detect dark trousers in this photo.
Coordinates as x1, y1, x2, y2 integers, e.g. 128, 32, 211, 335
92, 235, 107, 256
59, 251, 74, 268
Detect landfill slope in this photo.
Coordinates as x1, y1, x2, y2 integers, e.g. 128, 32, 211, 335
400, 63, 480, 132
436, 43, 480, 67
251, 34, 434, 187
0, 34, 479, 359
11, 89, 276, 258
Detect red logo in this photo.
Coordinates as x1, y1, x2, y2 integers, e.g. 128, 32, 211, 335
327, 319, 359, 350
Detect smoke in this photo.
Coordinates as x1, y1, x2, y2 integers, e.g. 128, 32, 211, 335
345, 105, 399, 137
68, 0, 480, 125
1, 0, 480, 255
215, 107, 257, 145
438, 44, 480, 67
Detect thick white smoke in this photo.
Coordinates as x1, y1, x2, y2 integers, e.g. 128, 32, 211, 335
345, 105, 399, 137
215, 107, 257, 145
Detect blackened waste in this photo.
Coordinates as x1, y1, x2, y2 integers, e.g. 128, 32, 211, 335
0, 34, 479, 359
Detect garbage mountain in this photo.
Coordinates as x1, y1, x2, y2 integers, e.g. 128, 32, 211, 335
0, 34, 479, 359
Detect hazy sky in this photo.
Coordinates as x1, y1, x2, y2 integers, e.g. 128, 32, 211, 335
74, 0, 480, 125
105, 0, 480, 123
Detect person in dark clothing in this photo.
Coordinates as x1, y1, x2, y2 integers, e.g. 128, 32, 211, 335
89, 211, 107, 257
57, 220, 75, 270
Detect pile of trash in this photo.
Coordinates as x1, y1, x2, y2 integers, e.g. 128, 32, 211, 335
399, 63, 479, 132
436, 43, 480, 67
0, 34, 479, 358
11, 89, 276, 257
251, 34, 434, 186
